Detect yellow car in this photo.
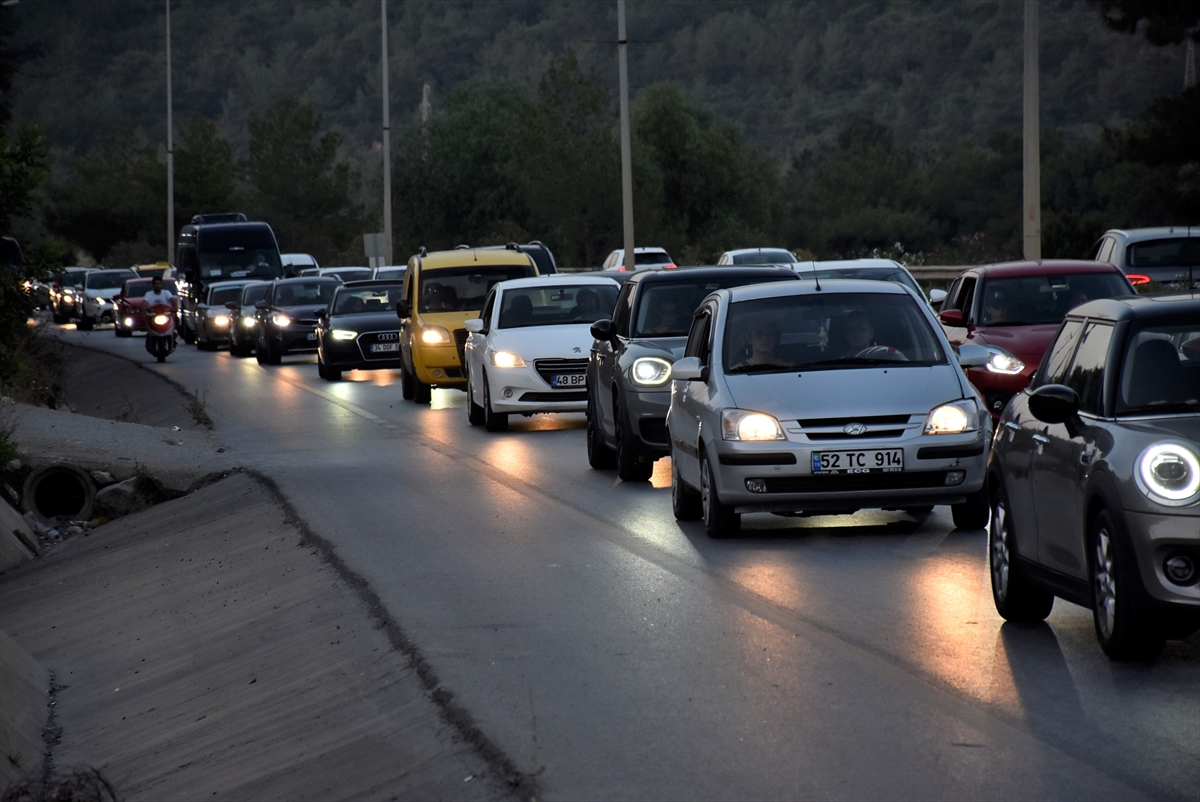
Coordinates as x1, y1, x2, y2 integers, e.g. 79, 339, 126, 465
398, 246, 539, 402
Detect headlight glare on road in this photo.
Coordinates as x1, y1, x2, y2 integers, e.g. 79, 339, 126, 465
985, 349, 1025, 374
721, 409, 785, 441
421, 325, 451, 345
331, 329, 357, 340
1136, 443, 1200, 505
630, 357, 672, 386
924, 400, 979, 434
272, 314, 291, 327
490, 350, 526, 368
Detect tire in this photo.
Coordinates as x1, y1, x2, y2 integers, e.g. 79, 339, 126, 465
263, 339, 281, 365
156, 354, 166, 363
1090, 509, 1165, 660
115, 325, 131, 338
78, 313, 94, 331
989, 478, 1054, 622
401, 363, 416, 400
482, 375, 508, 432
52, 309, 69, 324
905, 505, 934, 518
671, 450, 702, 520
230, 341, 250, 358
255, 343, 267, 364
413, 374, 432, 404
181, 322, 196, 344
701, 452, 739, 538
324, 366, 341, 381
952, 483, 990, 529
586, 391, 615, 469
197, 336, 217, 352
466, 371, 484, 425
614, 393, 653, 482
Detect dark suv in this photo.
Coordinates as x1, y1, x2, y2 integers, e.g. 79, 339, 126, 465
254, 277, 339, 365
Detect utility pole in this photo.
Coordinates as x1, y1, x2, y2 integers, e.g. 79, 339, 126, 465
381, 0, 393, 266
1022, 0, 1041, 262
165, 0, 175, 264
617, 0, 635, 273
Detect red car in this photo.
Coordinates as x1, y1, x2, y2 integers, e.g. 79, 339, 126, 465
936, 260, 1135, 418
114, 277, 178, 337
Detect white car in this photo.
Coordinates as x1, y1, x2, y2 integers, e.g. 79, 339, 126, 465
463, 275, 621, 431
75, 268, 137, 330
371, 266, 407, 281
717, 248, 797, 266
282, 253, 319, 276
792, 258, 946, 306
318, 266, 373, 283
601, 247, 675, 271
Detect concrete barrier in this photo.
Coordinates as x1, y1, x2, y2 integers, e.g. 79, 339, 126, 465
0, 629, 47, 789
0, 498, 37, 572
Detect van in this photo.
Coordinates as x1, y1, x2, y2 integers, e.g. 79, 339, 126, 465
175, 220, 283, 342
398, 247, 538, 403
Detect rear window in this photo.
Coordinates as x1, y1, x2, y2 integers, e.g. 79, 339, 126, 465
636, 251, 673, 266
979, 273, 1133, 326
326, 268, 372, 283
632, 274, 795, 338
332, 283, 403, 315
733, 250, 795, 265
419, 265, 536, 313
497, 284, 619, 328
1126, 238, 1200, 268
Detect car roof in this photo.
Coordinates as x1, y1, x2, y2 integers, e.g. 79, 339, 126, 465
205, 279, 252, 289
339, 279, 405, 288
726, 278, 911, 303
274, 276, 340, 284
962, 259, 1124, 278
420, 249, 534, 269
724, 247, 796, 256
794, 258, 904, 270
1067, 293, 1200, 323
611, 247, 669, 254
1104, 226, 1198, 242
627, 266, 798, 286
493, 275, 620, 291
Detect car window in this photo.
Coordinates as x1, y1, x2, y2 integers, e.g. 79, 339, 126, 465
811, 267, 922, 296
722, 292, 946, 373
241, 283, 268, 305
955, 277, 976, 318
207, 286, 243, 306
1064, 322, 1114, 416
480, 289, 496, 331
1126, 238, 1200, 268
497, 284, 619, 329
124, 280, 177, 298
332, 283, 403, 315
419, 265, 534, 312
732, 250, 795, 265
1096, 238, 1115, 264
275, 281, 336, 305
1116, 322, 1200, 416
979, 273, 1133, 326
1037, 319, 1084, 386
632, 275, 794, 338
611, 283, 635, 336
635, 251, 673, 266
86, 271, 135, 290
684, 310, 712, 361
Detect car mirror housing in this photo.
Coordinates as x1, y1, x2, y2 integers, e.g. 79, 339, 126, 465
590, 319, 616, 342
225, 301, 238, 310
938, 308, 964, 326
671, 356, 707, 382
254, 301, 268, 310
396, 299, 411, 319
1029, 384, 1085, 437
464, 318, 484, 334
928, 288, 947, 307
956, 343, 990, 368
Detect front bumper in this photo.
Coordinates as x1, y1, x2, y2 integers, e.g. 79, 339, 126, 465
270, 325, 320, 353
1124, 509, 1200, 609
411, 343, 465, 386
324, 332, 404, 372
965, 366, 1034, 421
486, 362, 588, 413
623, 389, 671, 455
707, 432, 988, 514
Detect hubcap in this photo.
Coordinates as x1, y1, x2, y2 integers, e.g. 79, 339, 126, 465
701, 461, 712, 524
1095, 528, 1117, 639
990, 499, 1010, 601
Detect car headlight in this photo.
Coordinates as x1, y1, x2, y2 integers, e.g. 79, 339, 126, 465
123, 317, 134, 328
63, 288, 75, 296
421, 325, 451, 345
630, 357, 672, 387
984, 348, 1025, 374
490, 350, 526, 368
331, 329, 357, 340
1135, 443, 1200, 506
272, 314, 291, 327
95, 297, 110, 306
924, 399, 981, 434
212, 315, 230, 327
240, 316, 256, 327
722, 409, 786, 441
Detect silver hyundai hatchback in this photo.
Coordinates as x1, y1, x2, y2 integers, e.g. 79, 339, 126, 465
666, 279, 994, 537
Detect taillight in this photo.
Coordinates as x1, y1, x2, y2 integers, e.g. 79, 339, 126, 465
664, 263, 678, 269
1127, 273, 1151, 286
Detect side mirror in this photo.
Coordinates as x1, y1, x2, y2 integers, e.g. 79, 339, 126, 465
956, 343, 990, 368
671, 356, 707, 382
396, 299, 411, 319
225, 301, 239, 310
938, 308, 964, 326
464, 318, 484, 334
590, 319, 617, 342
1028, 384, 1085, 437
254, 301, 267, 310
113, 294, 123, 301
928, 288, 947, 307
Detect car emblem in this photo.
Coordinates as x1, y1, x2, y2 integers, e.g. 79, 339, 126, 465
377, 332, 398, 341
573, 346, 582, 353
843, 423, 868, 436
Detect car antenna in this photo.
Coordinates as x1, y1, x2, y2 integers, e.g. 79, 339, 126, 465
806, 261, 821, 291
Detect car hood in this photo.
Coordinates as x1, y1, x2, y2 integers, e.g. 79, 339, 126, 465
274, 304, 329, 319
623, 336, 688, 361
724, 365, 966, 421
328, 312, 400, 332
969, 324, 1060, 366
491, 324, 596, 358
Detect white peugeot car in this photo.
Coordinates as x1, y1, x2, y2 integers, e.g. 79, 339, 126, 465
463, 275, 621, 431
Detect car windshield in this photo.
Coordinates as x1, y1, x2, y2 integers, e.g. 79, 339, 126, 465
979, 273, 1133, 326
125, 280, 177, 298
373, 268, 406, 280
87, 271, 135, 290
1116, 322, 1200, 416
207, 286, 244, 306
241, 283, 269, 305
1126, 238, 1200, 268
498, 284, 619, 328
733, 250, 795, 265
810, 267, 922, 296
420, 265, 535, 312
198, 248, 284, 280
332, 283, 403, 315
274, 282, 336, 306
633, 275, 794, 338
724, 292, 946, 373
326, 268, 372, 282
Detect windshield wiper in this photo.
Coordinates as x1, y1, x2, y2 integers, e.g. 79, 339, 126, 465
1119, 401, 1200, 416
799, 357, 907, 369
728, 362, 798, 374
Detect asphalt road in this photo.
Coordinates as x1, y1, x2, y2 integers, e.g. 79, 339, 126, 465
55, 323, 1200, 801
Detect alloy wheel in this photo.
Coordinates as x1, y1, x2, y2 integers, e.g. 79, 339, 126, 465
1094, 527, 1117, 640
990, 497, 1011, 602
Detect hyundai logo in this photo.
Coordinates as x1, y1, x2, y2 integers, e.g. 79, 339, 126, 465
843, 423, 868, 436
377, 332, 399, 341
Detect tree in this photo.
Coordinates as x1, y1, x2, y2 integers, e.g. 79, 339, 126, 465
1090, 0, 1200, 45
0, 127, 48, 235
175, 114, 240, 229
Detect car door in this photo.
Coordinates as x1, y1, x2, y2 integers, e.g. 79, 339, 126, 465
399, 264, 417, 372
671, 306, 715, 484
1032, 320, 1115, 578
941, 275, 976, 346
593, 281, 634, 441
467, 289, 496, 403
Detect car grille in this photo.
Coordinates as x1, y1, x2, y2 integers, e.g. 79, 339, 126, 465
519, 391, 588, 402
639, 417, 668, 445
796, 414, 913, 428
534, 358, 589, 386
453, 328, 468, 364
295, 317, 319, 326
762, 472, 949, 494
805, 429, 905, 440
357, 330, 402, 361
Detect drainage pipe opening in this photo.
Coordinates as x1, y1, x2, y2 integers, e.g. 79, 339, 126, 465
23, 466, 96, 523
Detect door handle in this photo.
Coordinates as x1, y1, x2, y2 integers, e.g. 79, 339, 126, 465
1080, 446, 1097, 465
1032, 434, 1049, 444
1004, 421, 1019, 432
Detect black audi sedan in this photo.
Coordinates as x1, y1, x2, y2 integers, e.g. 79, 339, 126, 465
254, 277, 339, 365
315, 280, 405, 380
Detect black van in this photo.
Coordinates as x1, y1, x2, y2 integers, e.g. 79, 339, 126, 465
176, 220, 284, 343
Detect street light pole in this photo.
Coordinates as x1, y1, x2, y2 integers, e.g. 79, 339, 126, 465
1022, 0, 1041, 262
165, 0, 175, 264
381, 0, 393, 266
617, 0, 635, 273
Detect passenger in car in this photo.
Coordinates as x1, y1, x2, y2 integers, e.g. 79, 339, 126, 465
572, 288, 603, 320
732, 320, 782, 369
643, 295, 686, 335
829, 311, 875, 357
983, 288, 1011, 324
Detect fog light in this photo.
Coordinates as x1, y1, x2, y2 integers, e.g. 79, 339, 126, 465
123, 317, 133, 328
503, 388, 513, 398
432, 369, 443, 378
945, 470, 965, 486
745, 478, 768, 493
1164, 555, 1196, 585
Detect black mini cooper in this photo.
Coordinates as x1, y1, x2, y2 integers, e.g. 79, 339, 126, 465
316, 280, 405, 381
254, 277, 340, 365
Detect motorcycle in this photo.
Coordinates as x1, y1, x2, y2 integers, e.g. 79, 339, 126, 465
144, 303, 177, 363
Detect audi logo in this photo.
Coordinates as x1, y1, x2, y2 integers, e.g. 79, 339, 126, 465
376, 332, 399, 341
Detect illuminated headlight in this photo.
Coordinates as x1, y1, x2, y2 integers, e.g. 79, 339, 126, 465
153, 314, 170, 326
63, 288, 75, 296
924, 400, 981, 434
984, 348, 1025, 374
212, 315, 230, 327
1135, 443, 1200, 506
272, 314, 291, 327
630, 357, 672, 387
331, 329, 357, 340
722, 409, 785, 441
95, 297, 110, 306
421, 325, 451, 345
240, 316, 256, 327
490, 350, 526, 368
123, 317, 134, 328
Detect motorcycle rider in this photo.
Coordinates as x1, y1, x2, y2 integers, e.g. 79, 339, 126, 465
144, 275, 177, 343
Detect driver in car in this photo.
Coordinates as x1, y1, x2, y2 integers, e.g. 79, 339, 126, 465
643, 295, 685, 335
829, 311, 875, 357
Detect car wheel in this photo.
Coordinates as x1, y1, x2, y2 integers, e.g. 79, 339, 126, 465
323, 365, 341, 381
79, 313, 94, 331
466, 371, 484, 426
401, 361, 416, 400
115, 325, 131, 338
614, 393, 652, 482
52, 308, 69, 324
482, 375, 508, 432
989, 478, 1054, 622
197, 335, 217, 352
230, 340, 249, 357
586, 391, 615, 469
263, 338, 281, 365
413, 374, 432, 404
904, 505, 934, 518
952, 484, 989, 529
701, 452, 739, 538
181, 322, 195, 344
671, 449, 702, 521
1090, 509, 1165, 660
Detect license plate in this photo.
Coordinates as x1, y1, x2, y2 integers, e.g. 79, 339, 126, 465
370, 342, 398, 353
551, 373, 586, 388
811, 449, 904, 474
306, 332, 317, 341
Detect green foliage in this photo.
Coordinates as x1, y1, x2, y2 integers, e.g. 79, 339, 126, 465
1091, 0, 1200, 45
175, 114, 240, 228
0, 127, 49, 234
